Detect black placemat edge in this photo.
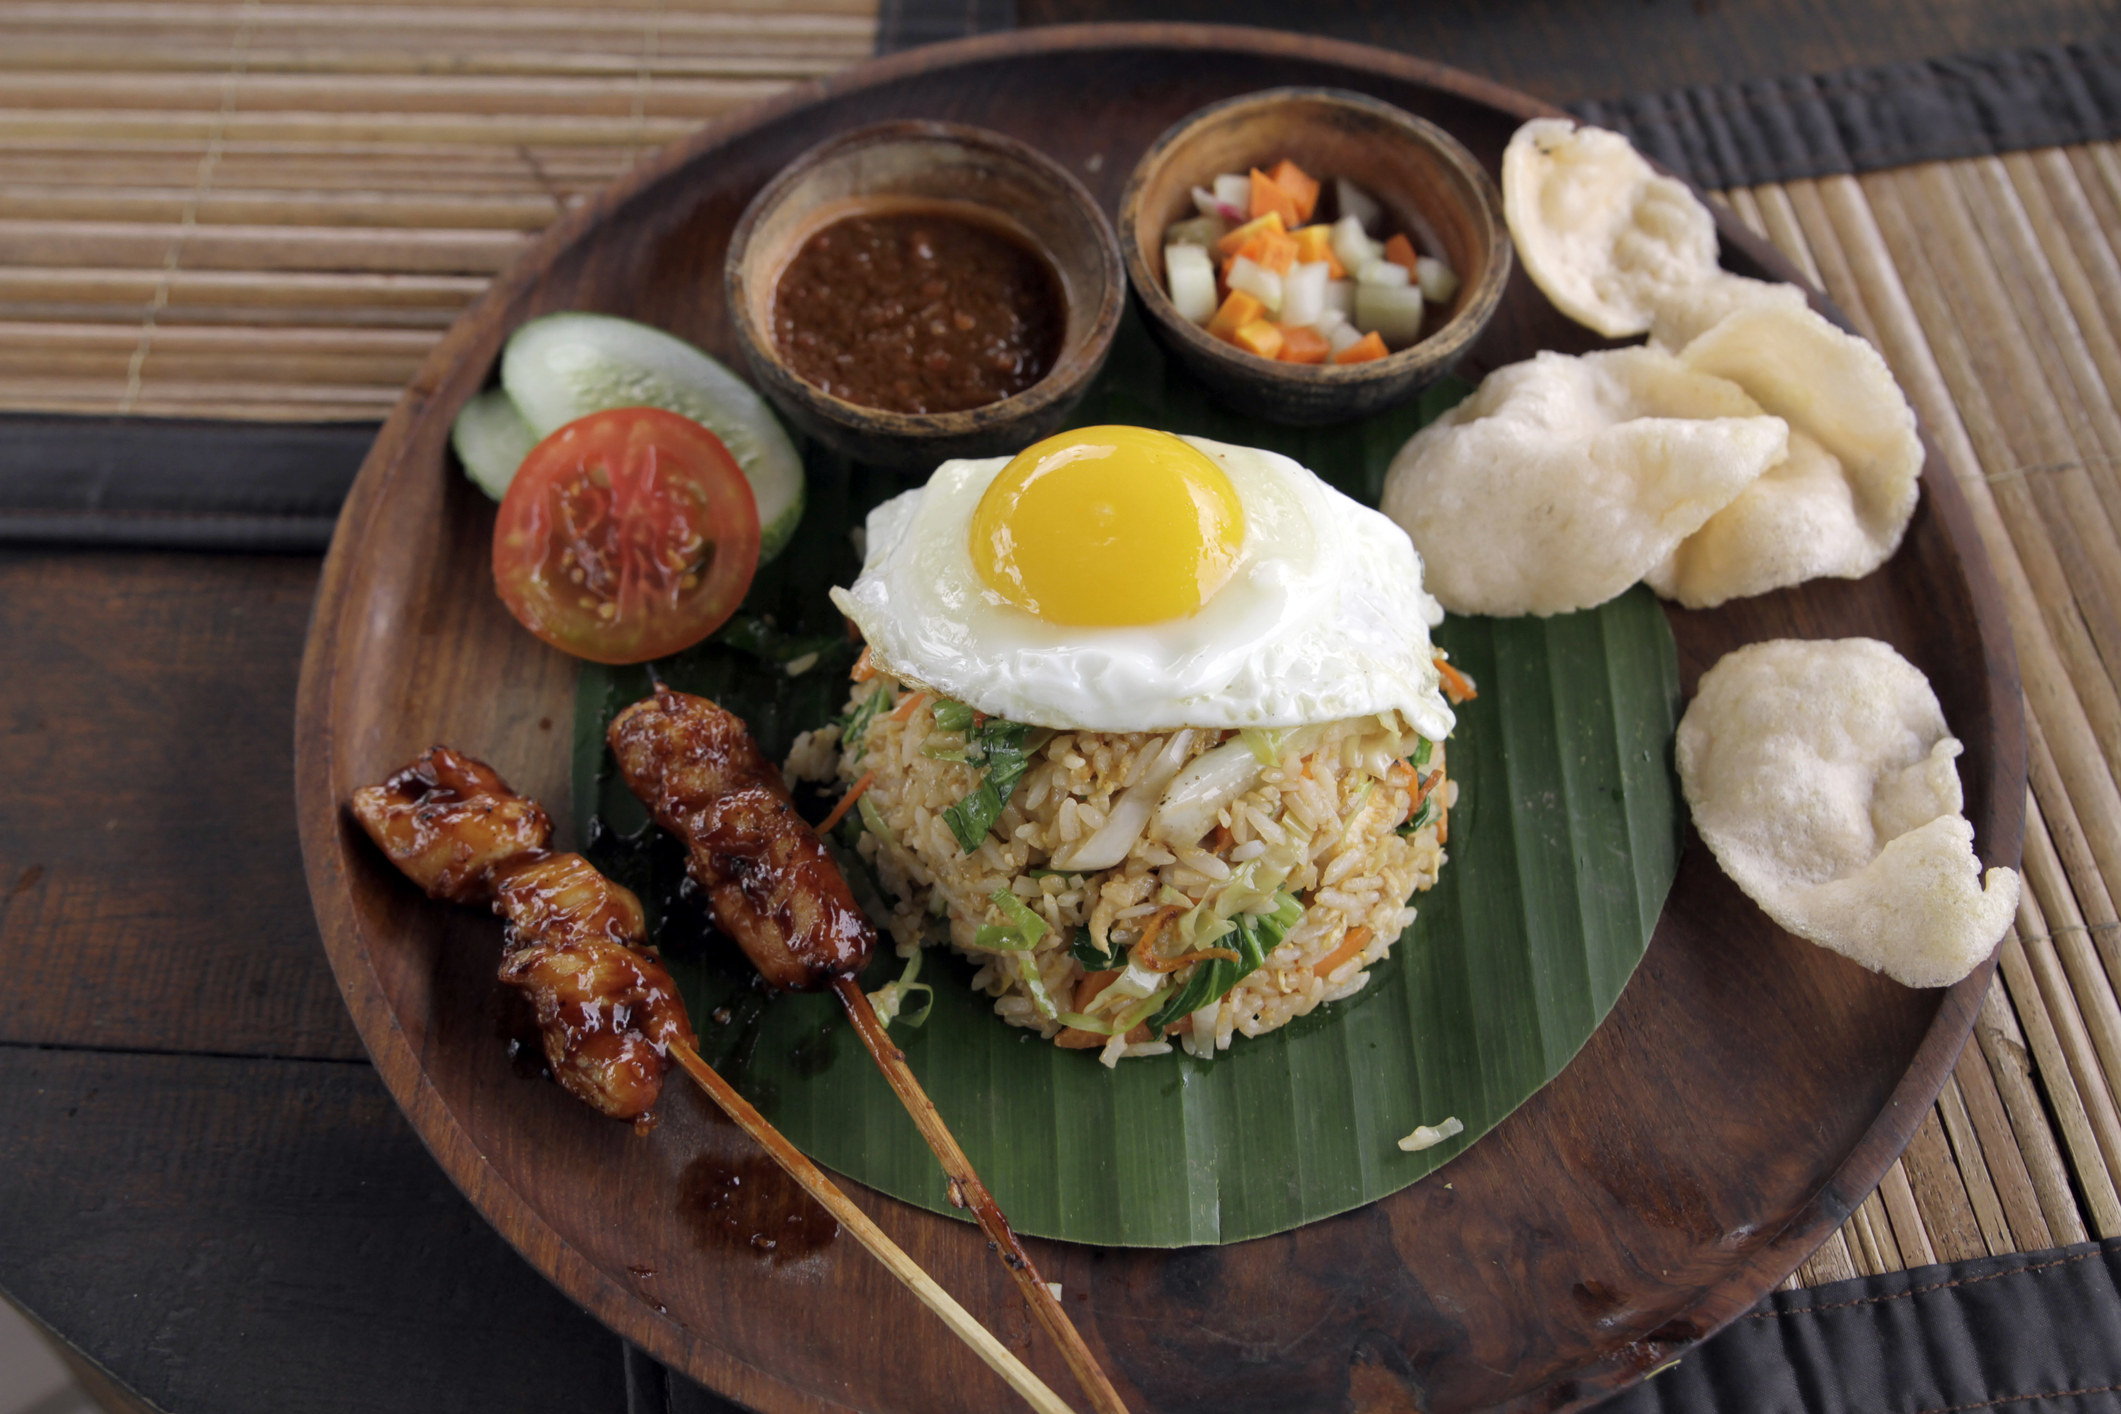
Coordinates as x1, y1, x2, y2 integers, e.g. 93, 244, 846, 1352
0, 413, 373, 553
1574, 36, 2121, 191
1603, 1237, 2121, 1413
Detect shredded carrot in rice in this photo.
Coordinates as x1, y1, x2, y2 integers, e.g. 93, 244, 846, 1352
1434, 655, 1478, 703
1313, 927, 1373, 979
817, 771, 874, 835
851, 646, 877, 682
889, 691, 930, 722
1131, 905, 1241, 974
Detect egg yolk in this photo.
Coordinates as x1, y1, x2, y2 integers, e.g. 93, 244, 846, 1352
970, 427, 1245, 626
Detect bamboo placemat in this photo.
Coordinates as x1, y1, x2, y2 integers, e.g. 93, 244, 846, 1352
8, 2, 2121, 1299
1710, 150, 2121, 1286
0, 0, 878, 419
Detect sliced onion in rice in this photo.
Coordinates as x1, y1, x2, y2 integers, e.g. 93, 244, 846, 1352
1150, 739, 1265, 848
1048, 729, 1195, 872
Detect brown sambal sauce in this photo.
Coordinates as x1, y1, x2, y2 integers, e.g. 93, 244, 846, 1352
772, 206, 1064, 416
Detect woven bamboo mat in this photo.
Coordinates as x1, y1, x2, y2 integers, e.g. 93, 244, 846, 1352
9, 2, 2121, 1297
0, 0, 878, 419
1709, 151, 2121, 1287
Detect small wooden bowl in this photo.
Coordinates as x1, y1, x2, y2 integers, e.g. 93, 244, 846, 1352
726, 121, 1124, 472
1119, 88, 1512, 426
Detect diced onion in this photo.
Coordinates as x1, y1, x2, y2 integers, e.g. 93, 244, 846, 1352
1150, 739, 1265, 848
1049, 730, 1196, 872
1335, 176, 1385, 234
1416, 255, 1462, 303
1322, 279, 1356, 319
1356, 282, 1426, 348
1327, 321, 1365, 355
1357, 259, 1411, 288
1225, 256, 1283, 315
1213, 173, 1251, 210
1331, 215, 1379, 275
1166, 214, 1227, 250
1280, 261, 1331, 329
1165, 244, 1219, 324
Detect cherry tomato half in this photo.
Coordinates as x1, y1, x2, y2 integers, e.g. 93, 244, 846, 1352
493, 407, 760, 665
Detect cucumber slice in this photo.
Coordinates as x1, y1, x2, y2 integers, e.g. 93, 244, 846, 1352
500, 311, 807, 560
450, 386, 541, 500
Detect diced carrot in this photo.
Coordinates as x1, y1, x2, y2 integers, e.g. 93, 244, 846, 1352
1383, 232, 1419, 272
1267, 159, 1321, 222
1313, 927, 1374, 980
1333, 330, 1390, 364
1205, 289, 1265, 342
1054, 966, 1130, 1048
1231, 320, 1284, 359
1291, 224, 1346, 276
816, 770, 875, 835
1433, 655, 1479, 702
1215, 210, 1286, 257
1073, 968, 1119, 1012
1248, 168, 1305, 227
1229, 226, 1298, 275
1278, 324, 1330, 364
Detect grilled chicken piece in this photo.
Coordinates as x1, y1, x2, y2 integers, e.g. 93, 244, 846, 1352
351, 748, 694, 1123
607, 686, 874, 991
351, 747, 550, 903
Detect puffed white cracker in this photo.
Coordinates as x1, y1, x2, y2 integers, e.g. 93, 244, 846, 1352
1648, 302, 1924, 608
1380, 347, 1786, 617
1503, 118, 1722, 339
1676, 637, 2018, 988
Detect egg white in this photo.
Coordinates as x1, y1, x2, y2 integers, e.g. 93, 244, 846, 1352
829, 435, 1456, 736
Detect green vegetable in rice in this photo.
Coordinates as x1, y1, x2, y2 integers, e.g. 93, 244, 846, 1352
838, 680, 893, 758
1147, 891, 1303, 1033
974, 888, 1049, 952
1070, 925, 1121, 971
940, 716, 1045, 852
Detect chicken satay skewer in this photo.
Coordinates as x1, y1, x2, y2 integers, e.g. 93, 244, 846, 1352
610, 687, 1132, 1414
352, 747, 1079, 1414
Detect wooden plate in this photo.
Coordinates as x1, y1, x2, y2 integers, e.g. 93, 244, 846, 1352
294, 24, 2023, 1413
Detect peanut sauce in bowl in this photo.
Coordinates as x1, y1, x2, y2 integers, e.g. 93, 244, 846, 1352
772, 207, 1065, 416
726, 120, 1124, 470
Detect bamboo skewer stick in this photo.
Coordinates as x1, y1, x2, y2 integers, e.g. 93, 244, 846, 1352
832, 975, 1132, 1414
664, 1038, 1078, 1414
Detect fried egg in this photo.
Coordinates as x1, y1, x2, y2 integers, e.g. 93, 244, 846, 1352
830, 426, 1455, 734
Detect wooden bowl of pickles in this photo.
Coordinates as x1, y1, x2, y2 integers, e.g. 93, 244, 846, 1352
1119, 87, 1512, 426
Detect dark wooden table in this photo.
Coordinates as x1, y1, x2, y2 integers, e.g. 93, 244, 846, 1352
2, 2, 2111, 1410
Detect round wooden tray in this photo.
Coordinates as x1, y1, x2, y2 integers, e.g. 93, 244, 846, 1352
294, 24, 2024, 1413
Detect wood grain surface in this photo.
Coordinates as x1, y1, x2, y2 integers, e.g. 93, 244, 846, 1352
0, 549, 670, 1412
294, 27, 2022, 1414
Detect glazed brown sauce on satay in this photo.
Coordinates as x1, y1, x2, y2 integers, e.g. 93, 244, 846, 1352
772, 207, 1063, 415
352, 748, 693, 1122
607, 686, 873, 990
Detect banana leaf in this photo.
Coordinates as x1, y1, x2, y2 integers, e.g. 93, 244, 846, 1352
574, 314, 1683, 1246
